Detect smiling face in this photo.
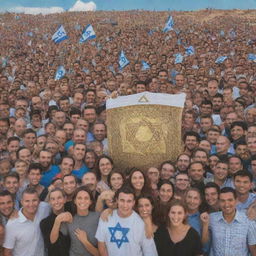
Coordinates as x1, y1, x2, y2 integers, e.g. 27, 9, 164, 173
131, 171, 145, 191
168, 205, 186, 227
137, 198, 153, 219
159, 183, 173, 203
74, 190, 92, 214
49, 190, 66, 214
99, 158, 113, 177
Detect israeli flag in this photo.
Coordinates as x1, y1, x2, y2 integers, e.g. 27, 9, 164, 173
52, 25, 68, 44
174, 53, 183, 64
79, 24, 96, 43
220, 30, 225, 36
142, 61, 150, 70
185, 46, 195, 56
55, 66, 66, 80
163, 16, 174, 33
248, 54, 256, 62
215, 56, 227, 64
119, 50, 130, 69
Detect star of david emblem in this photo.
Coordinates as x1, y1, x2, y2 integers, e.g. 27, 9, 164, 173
108, 222, 129, 249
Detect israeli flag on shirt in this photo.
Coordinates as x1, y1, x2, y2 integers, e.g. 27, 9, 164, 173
174, 53, 183, 64
55, 66, 66, 80
215, 56, 227, 64
248, 54, 256, 62
79, 24, 96, 43
52, 25, 68, 44
185, 46, 195, 56
119, 50, 130, 69
163, 16, 174, 33
142, 61, 150, 70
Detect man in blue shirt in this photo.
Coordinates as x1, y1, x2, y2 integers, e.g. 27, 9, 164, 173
201, 187, 256, 256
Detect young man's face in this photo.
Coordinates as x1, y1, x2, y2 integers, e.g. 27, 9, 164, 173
234, 175, 252, 195
21, 192, 40, 217
117, 192, 135, 218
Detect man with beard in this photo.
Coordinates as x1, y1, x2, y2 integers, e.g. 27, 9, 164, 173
39, 150, 59, 188
212, 93, 224, 125
82, 172, 99, 203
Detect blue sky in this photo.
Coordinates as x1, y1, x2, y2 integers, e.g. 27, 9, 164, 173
1, 0, 256, 12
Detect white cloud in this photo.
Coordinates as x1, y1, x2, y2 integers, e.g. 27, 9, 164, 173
69, 1, 97, 12
9, 6, 65, 15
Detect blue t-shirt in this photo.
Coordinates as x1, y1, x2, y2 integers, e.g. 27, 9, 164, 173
40, 165, 60, 187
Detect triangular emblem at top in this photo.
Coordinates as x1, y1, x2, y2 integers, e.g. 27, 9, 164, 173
138, 95, 149, 103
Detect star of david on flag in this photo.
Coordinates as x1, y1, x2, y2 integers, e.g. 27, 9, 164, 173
163, 16, 174, 33
141, 61, 150, 70
119, 50, 130, 69
79, 24, 96, 43
52, 25, 68, 44
185, 46, 195, 56
215, 56, 227, 64
55, 66, 66, 80
248, 54, 256, 62
108, 222, 129, 249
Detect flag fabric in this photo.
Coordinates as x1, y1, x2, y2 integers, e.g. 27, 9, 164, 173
79, 24, 96, 43
52, 25, 68, 44
141, 61, 150, 70
220, 30, 225, 36
174, 53, 183, 64
27, 40, 32, 47
248, 54, 256, 62
215, 56, 227, 64
229, 29, 236, 39
163, 16, 174, 33
119, 51, 130, 69
55, 66, 66, 80
185, 46, 195, 56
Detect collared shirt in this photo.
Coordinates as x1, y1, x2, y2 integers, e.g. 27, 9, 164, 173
188, 212, 201, 236
209, 210, 256, 256
3, 202, 51, 256
236, 193, 256, 210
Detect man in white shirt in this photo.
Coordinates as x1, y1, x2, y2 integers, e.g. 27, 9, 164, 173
96, 186, 157, 256
3, 187, 50, 256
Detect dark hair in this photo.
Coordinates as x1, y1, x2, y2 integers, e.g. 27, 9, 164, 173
166, 200, 188, 227
71, 186, 95, 214
0, 190, 14, 201
28, 163, 43, 174
60, 156, 75, 166
0, 118, 10, 126
159, 160, 176, 172
70, 107, 81, 116
22, 128, 36, 138
230, 121, 248, 131
95, 155, 114, 180
3, 172, 20, 183
48, 187, 66, 198
183, 131, 200, 143
114, 185, 136, 201
107, 170, 125, 189
7, 136, 20, 145
220, 187, 237, 198
204, 182, 220, 195
158, 180, 175, 201
234, 170, 253, 182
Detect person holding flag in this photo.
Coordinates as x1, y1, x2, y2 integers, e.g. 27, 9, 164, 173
163, 16, 174, 33
79, 24, 96, 43
52, 25, 68, 44
119, 51, 130, 70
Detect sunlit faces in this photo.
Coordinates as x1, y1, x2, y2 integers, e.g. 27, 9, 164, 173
49, 190, 66, 213
63, 176, 77, 196
159, 183, 173, 203
175, 173, 190, 191
99, 158, 113, 177
160, 163, 175, 180
3, 176, 19, 194
0, 195, 14, 217
39, 151, 52, 169
131, 171, 145, 191
219, 192, 236, 216
28, 169, 41, 186
84, 151, 96, 169
216, 136, 230, 154
205, 187, 219, 206
21, 192, 40, 217
188, 162, 205, 182
185, 190, 201, 212
176, 154, 190, 172
228, 157, 243, 175
230, 125, 246, 141
110, 173, 124, 191
74, 190, 92, 213
117, 192, 135, 218
15, 160, 28, 178
137, 197, 153, 219
147, 167, 159, 184
73, 144, 86, 161
168, 205, 186, 227
234, 175, 252, 195
82, 172, 97, 191
214, 162, 229, 181
60, 157, 74, 175
247, 137, 256, 154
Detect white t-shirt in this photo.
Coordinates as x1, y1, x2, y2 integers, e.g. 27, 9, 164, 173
95, 209, 157, 256
3, 202, 50, 256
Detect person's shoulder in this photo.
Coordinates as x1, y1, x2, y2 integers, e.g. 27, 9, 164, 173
89, 211, 100, 219
131, 211, 144, 224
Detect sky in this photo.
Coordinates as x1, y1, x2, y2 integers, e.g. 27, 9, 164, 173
1, 0, 256, 14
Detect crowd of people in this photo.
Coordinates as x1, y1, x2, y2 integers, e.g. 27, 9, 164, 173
0, 9, 256, 256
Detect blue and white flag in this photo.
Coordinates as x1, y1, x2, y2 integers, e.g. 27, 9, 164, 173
79, 24, 96, 43
174, 53, 183, 64
220, 30, 225, 37
141, 61, 150, 70
248, 54, 256, 62
163, 16, 174, 33
185, 46, 195, 56
55, 66, 66, 80
229, 29, 236, 39
215, 56, 227, 64
52, 25, 68, 44
74, 24, 81, 30
119, 50, 130, 69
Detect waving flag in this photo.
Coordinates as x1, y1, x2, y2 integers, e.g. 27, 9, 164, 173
185, 46, 195, 56
163, 16, 174, 33
248, 54, 256, 62
174, 53, 183, 64
79, 24, 96, 43
215, 56, 227, 64
52, 25, 68, 44
141, 61, 150, 71
55, 66, 66, 80
119, 51, 130, 69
